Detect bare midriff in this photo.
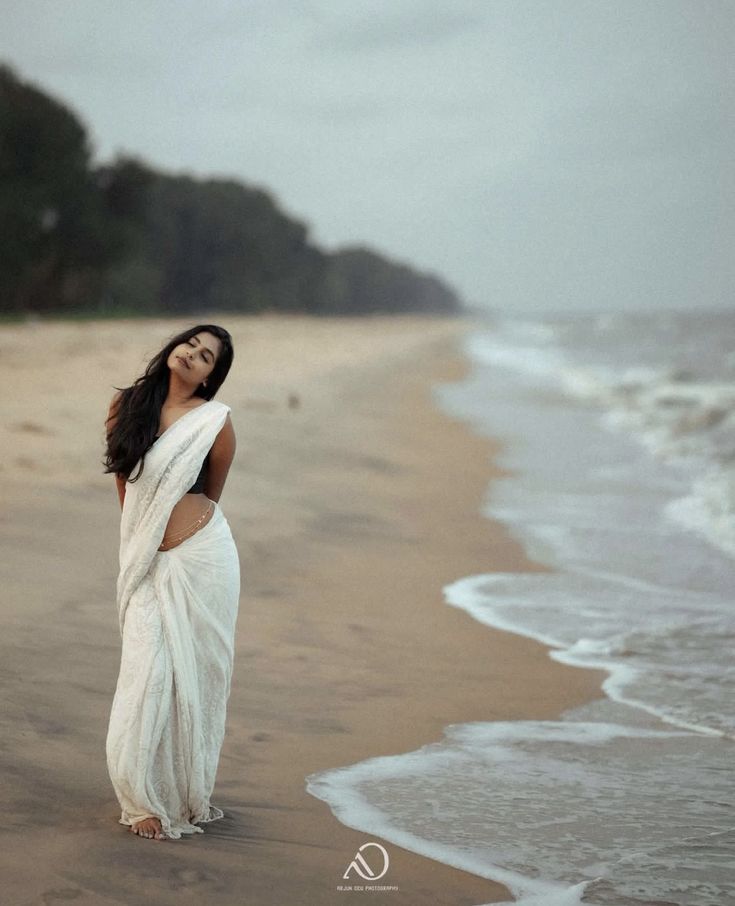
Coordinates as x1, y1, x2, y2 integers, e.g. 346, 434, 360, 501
158, 493, 215, 551
153, 400, 215, 552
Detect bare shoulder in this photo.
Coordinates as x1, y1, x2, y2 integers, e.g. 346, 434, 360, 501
211, 412, 236, 456
217, 411, 235, 439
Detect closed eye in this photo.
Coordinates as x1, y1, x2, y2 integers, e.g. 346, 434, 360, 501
188, 338, 213, 364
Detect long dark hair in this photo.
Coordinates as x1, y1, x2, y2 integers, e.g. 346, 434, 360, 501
102, 323, 234, 482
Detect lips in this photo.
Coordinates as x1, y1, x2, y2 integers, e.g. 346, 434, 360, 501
176, 355, 190, 370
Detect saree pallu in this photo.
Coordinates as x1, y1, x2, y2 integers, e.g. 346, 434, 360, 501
106, 400, 241, 839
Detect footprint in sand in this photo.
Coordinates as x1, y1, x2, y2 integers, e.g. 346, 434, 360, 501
169, 867, 215, 891
41, 889, 83, 904
11, 421, 55, 435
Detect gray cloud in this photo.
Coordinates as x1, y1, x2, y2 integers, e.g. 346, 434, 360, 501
309, 3, 486, 54
1, 0, 732, 312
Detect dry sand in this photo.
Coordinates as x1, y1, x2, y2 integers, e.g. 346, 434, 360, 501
0, 313, 607, 905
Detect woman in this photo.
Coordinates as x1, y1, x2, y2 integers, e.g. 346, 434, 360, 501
103, 324, 240, 841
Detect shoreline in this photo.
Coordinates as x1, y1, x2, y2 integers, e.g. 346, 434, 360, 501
224, 330, 609, 904
0, 314, 609, 905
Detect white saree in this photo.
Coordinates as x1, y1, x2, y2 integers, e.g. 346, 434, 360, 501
106, 399, 241, 839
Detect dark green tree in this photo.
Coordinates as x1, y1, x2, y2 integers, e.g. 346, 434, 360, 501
109, 174, 329, 314
1, 62, 465, 318
0, 65, 148, 313
318, 246, 461, 314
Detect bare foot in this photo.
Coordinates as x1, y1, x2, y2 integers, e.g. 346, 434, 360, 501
130, 816, 165, 840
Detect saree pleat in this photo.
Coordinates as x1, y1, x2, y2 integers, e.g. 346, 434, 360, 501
106, 400, 241, 839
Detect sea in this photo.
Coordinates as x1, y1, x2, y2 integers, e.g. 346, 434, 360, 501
306, 309, 735, 906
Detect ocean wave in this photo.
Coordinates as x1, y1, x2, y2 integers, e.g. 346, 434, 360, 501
463, 318, 735, 560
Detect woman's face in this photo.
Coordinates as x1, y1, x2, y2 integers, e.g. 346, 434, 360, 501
168, 331, 223, 387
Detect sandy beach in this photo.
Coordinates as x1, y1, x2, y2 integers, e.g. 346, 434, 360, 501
0, 313, 608, 905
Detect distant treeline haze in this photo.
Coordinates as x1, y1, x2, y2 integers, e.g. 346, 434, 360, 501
0, 64, 462, 317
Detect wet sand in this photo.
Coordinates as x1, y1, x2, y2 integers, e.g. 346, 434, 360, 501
0, 313, 607, 905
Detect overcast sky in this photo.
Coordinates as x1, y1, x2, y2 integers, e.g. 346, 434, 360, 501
2, 0, 733, 313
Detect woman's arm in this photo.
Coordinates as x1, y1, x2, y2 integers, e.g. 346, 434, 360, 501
106, 391, 126, 511
205, 414, 236, 503
115, 473, 126, 510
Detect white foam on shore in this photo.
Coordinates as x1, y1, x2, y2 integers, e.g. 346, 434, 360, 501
439, 317, 735, 744
305, 312, 735, 905
465, 320, 735, 560
444, 571, 735, 740
306, 719, 732, 905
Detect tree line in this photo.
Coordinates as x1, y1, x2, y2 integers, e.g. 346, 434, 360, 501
0, 64, 463, 318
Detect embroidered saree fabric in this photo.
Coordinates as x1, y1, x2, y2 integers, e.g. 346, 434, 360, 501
106, 400, 241, 839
